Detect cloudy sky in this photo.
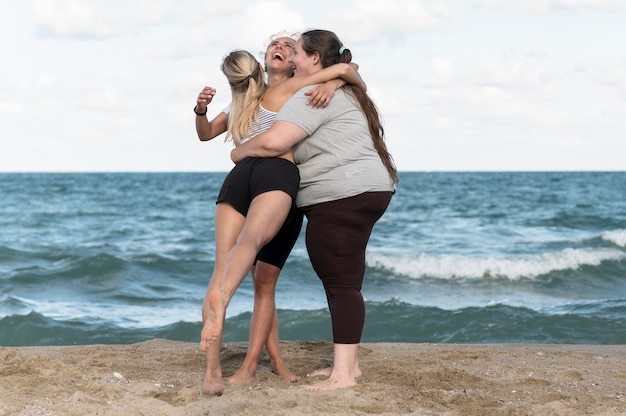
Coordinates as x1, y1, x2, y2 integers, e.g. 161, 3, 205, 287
1, 0, 624, 172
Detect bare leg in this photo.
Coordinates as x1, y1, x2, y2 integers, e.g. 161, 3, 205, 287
227, 261, 298, 384
202, 322, 225, 395
200, 203, 245, 394
266, 310, 299, 382
202, 191, 290, 347
204, 191, 292, 388
200, 203, 246, 348
307, 344, 359, 392
217, 191, 292, 308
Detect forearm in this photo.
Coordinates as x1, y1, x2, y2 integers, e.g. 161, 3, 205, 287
232, 121, 308, 163
340, 64, 366, 91
196, 111, 227, 142
194, 86, 226, 141
231, 135, 284, 162
195, 114, 215, 141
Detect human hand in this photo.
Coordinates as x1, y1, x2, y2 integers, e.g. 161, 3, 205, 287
305, 83, 335, 109
196, 86, 216, 114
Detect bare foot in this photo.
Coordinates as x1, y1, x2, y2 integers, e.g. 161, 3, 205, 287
226, 367, 255, 385
202, 374, 225, 396
271, 359, 299, 383
200, 290, 225, 351
307, 367, 332, 378
306, 376, 356, 392
307, 366, 362, 378
227, 360, 299, 384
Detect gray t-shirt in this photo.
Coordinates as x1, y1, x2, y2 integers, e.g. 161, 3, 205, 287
277, 86, 395, 208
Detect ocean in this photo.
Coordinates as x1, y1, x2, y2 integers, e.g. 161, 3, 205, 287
1, 172, 625, 346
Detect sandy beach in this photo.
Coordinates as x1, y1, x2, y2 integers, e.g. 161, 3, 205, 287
1, 339, 624, 415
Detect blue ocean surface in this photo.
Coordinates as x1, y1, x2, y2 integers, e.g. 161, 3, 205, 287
1, 172, 625, 346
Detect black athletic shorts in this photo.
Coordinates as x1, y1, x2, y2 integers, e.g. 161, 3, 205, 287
217, 157, 299, 215
257, 208, 303, 269
217, 156, 301, 269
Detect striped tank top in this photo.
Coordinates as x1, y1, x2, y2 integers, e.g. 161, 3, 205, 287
243, 104, 277, 143
222, 103, 277, 143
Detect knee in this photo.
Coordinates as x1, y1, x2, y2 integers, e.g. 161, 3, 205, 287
236, 234, 265, 251
253, 264, 280, 292
325, 285, 363, 305
253, 275, 278, 293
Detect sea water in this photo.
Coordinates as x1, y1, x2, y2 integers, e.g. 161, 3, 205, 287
1, 172, 624, 346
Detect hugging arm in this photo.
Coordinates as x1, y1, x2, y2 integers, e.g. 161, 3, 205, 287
306, 63, 365, 91
231, 121, 308, 163
306, 63, 365, 107
277, 63, 366, 109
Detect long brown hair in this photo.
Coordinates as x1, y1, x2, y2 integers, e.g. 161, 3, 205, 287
221, 50, 267, 145
300, 29, 399, 184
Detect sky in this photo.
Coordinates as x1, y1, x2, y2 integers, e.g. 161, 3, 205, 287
1, 0, 625, 172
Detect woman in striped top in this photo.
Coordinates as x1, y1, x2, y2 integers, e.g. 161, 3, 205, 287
197, 47, 365, 395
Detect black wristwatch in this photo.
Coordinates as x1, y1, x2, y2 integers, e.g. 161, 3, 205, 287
194, 105, 207, 116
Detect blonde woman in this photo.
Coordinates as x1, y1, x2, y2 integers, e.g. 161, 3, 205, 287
199, 47, 365, 395
195, 36, 301, 386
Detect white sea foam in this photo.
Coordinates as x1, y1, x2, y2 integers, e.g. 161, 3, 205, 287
601, 229, 626, 247
367, 247, 626, 280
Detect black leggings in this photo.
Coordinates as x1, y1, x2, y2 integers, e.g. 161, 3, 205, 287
300, 191, 393, 344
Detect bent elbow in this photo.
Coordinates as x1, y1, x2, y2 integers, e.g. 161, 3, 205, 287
266, 143, 287, 155
261, 139, 291, 156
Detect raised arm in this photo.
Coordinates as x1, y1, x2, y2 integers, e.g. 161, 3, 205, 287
281, 63, 365, 95
231, 121, 308, 163
195, 86, 228, 141
304, 63, 365, 108
266, 63, 366, 110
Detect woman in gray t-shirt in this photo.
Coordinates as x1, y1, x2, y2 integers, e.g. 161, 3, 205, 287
232, 29, 399, 392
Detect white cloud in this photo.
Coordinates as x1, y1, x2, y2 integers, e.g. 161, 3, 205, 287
466, 61, 550, 88
472, 0, 621, 14
424, 57, 456, 87
326, 0, 451, 44
29, 0, 241, 40
597, 66, 626, 91
0, 0, 625, 172
31, 0, 124, 39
